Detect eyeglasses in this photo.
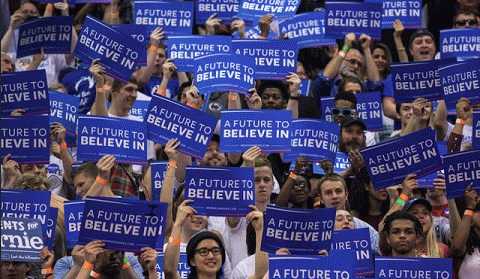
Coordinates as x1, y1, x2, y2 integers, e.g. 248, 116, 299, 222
195, 247, 222, 257
332, 108, 356, 116
293, 182, 308, 189
345, 59, 364, 68
455, 19, 478, 27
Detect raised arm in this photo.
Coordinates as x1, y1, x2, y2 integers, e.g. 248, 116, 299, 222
135, 28, 165, 89
393, 20, 409, 62
359, 34, 380, 83
1, 9, 26, 53
88, 59, 109, 116
83, 155, 116, 198
51, 122, 74, 184
286, 72, 300, 119
247, 206, 268, 279
450, 184, 478, 257
276, 156, 307, 207
323, 33, 355, 79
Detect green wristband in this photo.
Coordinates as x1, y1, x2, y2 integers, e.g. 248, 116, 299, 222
395, 198, 405, 206
342, 45, 350, 52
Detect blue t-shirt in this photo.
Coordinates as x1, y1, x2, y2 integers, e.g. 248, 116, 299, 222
61, 68, 96, 114
143, 75, 180, 99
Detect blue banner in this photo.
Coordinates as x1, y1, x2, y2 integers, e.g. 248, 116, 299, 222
49, 90, 78, 146
195, 0, 239, 24
375, 257, 453, 279
194, 53, 255, 96
78, 197, 168, 252
417, 141, 447, 188
1, 217, 44, 262
474, 111, 480, 150
168, 35, 232, 72
236, 0, 300, 22
156, 252, 190, 279
0, 115, 50, 164
44, 207, 58, 250
367, 0, 422, 29
298, 79, 311, 96
284, 119, 339, 163
233, 39, 297, 80
269, 251, 356, 279
331, 228, 374, 277
17, 16, 73, 58
110, 24, 148, 66
313, 151, 351, 175
74, 15, 143, 83
134, 1, 194, 36
151, 161, 168, 202
1, 190, 52, 237
261, 205, 336, 254
361, 128, 443, 190
233, 25, 277, 39
356, 91, 383, 131
440, 28, 480, 59
320, 96, 335, 122
76, 0, 112, 3
64, 200, 85, 249
220, 109, 292, 153
439, 58, 480, 109
31, 0, 75, 6
1, 70, 49, 116
77, 115, 148, 165
325, 1, 383, 40
19, 17, 69, 54
278, 12, 336, 49
184, 166, 255, 217
144, 94, 217, 159
391, 58, 456, 103
443, 149, 480, 199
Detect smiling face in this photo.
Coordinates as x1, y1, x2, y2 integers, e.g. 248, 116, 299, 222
410, 35, 436, 61
190, 239, 223, 277
201, 140, 227, 167
372, 48, 387, 72
407, 204, 432, 235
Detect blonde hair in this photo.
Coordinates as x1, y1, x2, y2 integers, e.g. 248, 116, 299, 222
13, 174, 50, 190
423, 217, 441, 258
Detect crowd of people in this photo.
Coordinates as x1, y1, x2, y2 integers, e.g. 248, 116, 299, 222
1, 0, 480, 279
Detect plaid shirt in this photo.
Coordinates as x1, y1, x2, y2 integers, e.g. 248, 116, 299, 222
109, 164, 150, 200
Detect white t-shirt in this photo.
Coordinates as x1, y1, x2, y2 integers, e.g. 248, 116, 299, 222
230, 255, 255, 279
444, 122, 472, 151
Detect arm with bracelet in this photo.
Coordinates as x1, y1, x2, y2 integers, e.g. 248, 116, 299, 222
83, 155, 116, 198
275, 156, 307, 208
450, 183, 478, 257
134, 28, 165, 89
322, 33, 354, 79
286, 72, 301, 119
89, 59, 109, 116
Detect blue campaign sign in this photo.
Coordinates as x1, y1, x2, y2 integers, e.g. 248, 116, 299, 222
325, 1, 383, 41
417, 141, 447, 188
76, 0, 112, 3
261, 205, 336, 255
195, 0, 240, 24
168, 35, 232, 72
368, 0, 422, 29
129, 97, 151, 121
44, 207, 58, 250
331, 228, 374, 278
233, 25, 277, 39
440, 28, 480, 59
1, 217, 44, 262
144, 94, 217, 159
278, 12, 336, 49
151, 161, 168, 202
78, 197, 168, 253
233, 39, 297, 80
1, 70, 49, 116
74, 15, 143, 83
268, 251, 356, 279
237, 0, 300, 22
110, 24, 148, 66
1, 190, 52, 237
64, 200, 85, 249
356, 91, 383, 131
156, 252, 190, 279
439, 58, 480, 110
1, 115, 50, 164
361, 128, 443, 190
17, 16, 73, 58
49, 90, 78, 146
474, 111, 480, 150
184, 166, 255, 217
375, 257, 453, 279
194, 53, 255, 96
220, 109, 292, 153
31, 0, 75, 6
298, 79, 311, 96
313, 151, 351, 175
77, 115, 148, 165
443, 149, 480, 199
134, 1, 194, 36
285, 119, 340, 163
391, 58, 456, 103
320, 96, 335, 122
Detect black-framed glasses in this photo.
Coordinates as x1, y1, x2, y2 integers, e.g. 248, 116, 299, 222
345, 59, 363, 68
195, 247, 222, 257
455, 19, 478, 27
332, 108, 355, 116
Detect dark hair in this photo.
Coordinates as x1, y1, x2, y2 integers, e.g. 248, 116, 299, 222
317, 173, 348, 196
334, 90, 357, 108
178, 81, 193, 100
349, 168, 390, 217
383, 211, 422, 236
71, 162, 98, 181
109, 76, 138, 103
172, 184, 185, 222
466, 203, 480, 255
257, 80, 289, 101
186, 231, 226, 279
453, 8, 479, 26
371, 42, 393, 79
337, 76, 364, 93
409, 29, 435, 50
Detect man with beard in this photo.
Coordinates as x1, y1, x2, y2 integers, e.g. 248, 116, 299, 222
312, 33, 382, 99
339, 115, 367, 154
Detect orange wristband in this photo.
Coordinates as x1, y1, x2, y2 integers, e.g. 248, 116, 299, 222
122, 262, 131, 270
102, 84, 111, 91
156, 88, 166, 96
313, 201, 321, 208
228, 95, 238, 101
456, 118, 467, 125
289, 172, 297, 180
60, 142, 67, 150
464, 209, 474, 217
46, 4, 54, 11
90, 270, 100, 278
258, 36, 266, 39
83, 261, 94, 270
169, 237, 181, 245
96, 176, 107, 185
110, 12, 119, 18
95, 87, 103, 93
168, 161, 177, 168
149, 45, 159, 52
399, 194, 409, 202
187, 103, 197, 109
41, 267, 53, 275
